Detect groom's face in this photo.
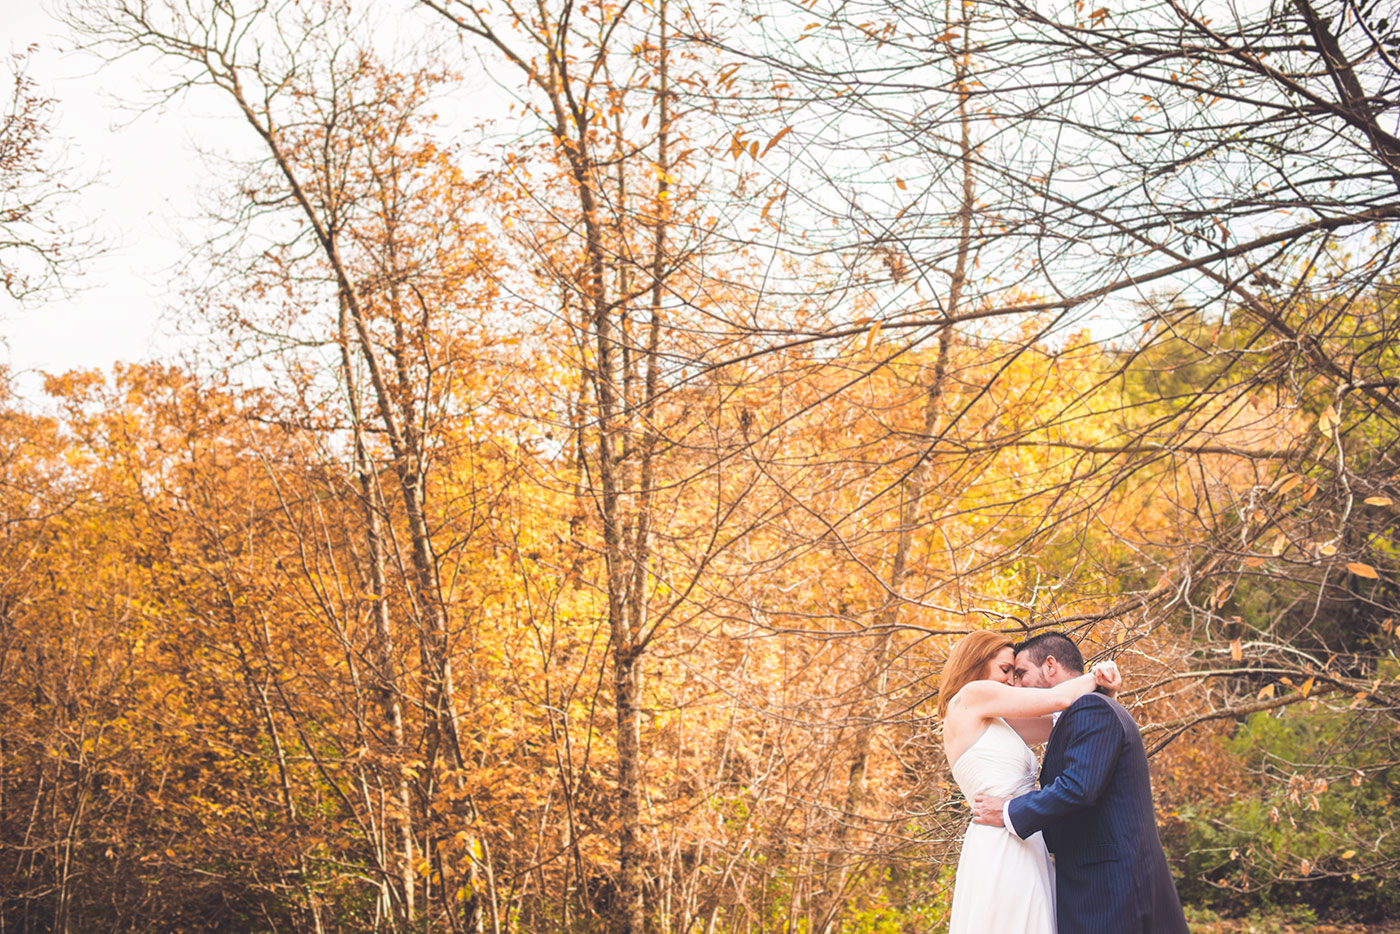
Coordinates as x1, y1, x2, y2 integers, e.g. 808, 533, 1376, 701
1013, 652, 1054, 688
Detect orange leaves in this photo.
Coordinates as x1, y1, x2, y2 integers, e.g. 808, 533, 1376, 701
1072, 1, 1110, 27
761, 125, 794, 157
1346, 562, 1380, 580
864, 320, 883, 352
727, 126, 793, 161
716, 62, 742, 90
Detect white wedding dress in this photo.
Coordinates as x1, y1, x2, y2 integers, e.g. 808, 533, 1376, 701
947, 718, 1057, 934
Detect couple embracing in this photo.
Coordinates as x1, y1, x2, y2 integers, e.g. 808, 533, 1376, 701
938, 631, 1189, 934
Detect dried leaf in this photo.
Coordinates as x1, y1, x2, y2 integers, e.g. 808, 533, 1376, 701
1347, 562, 1379, 579
1317, 404, 1338, 434
759, 125, 793, 158
1364, 495, 1393, 506
1230, 638, 1243, 662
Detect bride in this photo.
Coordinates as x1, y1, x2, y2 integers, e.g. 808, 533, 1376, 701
938, 631, 1118, 934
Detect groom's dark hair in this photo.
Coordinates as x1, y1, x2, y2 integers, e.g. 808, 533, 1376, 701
1015, 632, 1084, 673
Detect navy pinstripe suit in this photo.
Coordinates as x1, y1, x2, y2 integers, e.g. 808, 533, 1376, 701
1006, 693, 1188, 934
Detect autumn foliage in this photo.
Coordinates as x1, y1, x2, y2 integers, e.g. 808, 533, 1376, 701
3, 0, 1400, 931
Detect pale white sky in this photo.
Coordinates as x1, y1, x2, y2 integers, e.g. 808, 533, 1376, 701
0, 0, 514, 400
1, 0, 246, 396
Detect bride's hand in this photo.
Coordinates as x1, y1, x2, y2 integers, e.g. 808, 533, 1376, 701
1091, 660, 1121, 696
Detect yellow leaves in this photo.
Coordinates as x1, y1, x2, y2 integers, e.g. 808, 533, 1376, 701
1258, 683, 1275, 699
1346, 562, 1379, 579
1343, 849, 1357, 860
1299, 676, 1315, 698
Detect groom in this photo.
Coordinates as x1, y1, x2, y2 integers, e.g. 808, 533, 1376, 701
971, 633, 1188, 934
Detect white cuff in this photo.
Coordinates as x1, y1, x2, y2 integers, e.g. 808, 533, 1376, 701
1003, 799, 1018, 837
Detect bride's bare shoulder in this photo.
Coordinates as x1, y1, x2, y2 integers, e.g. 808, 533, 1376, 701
948, 679, 1003, 711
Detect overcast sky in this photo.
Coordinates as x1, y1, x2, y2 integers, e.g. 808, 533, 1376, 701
1, 0, 234, 397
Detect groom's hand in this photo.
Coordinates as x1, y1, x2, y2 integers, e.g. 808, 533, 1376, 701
971, 793, 1008, 826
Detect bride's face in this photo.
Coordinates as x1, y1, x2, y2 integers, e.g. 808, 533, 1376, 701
984, 646, 1016, 685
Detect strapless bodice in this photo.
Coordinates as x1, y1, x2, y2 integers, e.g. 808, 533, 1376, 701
950, 718, 1038, 800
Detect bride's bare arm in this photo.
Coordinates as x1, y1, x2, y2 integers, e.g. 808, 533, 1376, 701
1002, 663, 1122, 744
953, 664, 1119, 723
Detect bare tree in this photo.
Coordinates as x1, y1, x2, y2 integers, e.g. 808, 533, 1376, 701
0, 46, 90, 301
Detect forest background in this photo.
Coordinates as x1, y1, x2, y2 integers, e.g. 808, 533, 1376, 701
2, 0, 1399, 932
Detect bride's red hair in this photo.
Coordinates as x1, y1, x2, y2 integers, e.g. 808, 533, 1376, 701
937, 631, 1015, 718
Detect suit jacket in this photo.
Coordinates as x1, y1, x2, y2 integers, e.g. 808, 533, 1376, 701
1006, 693, 1189, 934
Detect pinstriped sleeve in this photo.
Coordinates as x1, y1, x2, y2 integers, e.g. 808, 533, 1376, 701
1005, 700, 1124, 840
